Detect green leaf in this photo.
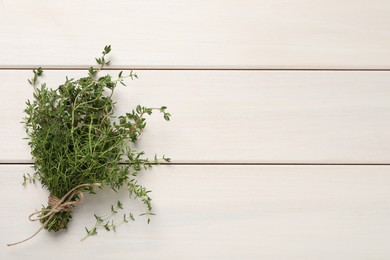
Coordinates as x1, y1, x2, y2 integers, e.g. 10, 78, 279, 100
103, 45, 111, 54
88, 67, 97, 78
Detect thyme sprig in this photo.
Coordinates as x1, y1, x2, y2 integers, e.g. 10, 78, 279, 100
22, 46, 170, 236
81, 201, 136, 241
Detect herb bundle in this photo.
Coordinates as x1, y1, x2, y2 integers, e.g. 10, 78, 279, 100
8, 46, 170, 246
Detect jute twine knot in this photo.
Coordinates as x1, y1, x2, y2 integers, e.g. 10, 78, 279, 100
7, 183, 101, 247
48, 194, 78, 211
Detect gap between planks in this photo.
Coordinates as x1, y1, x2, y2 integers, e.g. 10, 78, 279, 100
1, 162, 390, 166
1, 66, 390, 71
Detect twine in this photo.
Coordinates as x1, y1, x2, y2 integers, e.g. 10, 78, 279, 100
7, 183, 101, 247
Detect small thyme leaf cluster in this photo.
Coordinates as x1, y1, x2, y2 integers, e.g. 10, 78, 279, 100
23, 46, 170, 236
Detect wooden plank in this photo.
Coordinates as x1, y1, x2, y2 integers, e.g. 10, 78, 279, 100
1, 70, 390, 163
1, 165, 390, 258
1, 0, 390, 68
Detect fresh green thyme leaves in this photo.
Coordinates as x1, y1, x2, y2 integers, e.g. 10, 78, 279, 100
21, 45, 170, 241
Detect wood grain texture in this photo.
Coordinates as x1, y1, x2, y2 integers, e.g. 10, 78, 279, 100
2, 1, 389, 258
1, 0, 390, 68
1, 165, 390, 259
1, 70, 389, 163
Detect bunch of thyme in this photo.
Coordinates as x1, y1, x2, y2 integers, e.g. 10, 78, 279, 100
20, 46, 170, 238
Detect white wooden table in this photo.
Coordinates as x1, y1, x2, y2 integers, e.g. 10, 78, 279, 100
1, 1, 390, 259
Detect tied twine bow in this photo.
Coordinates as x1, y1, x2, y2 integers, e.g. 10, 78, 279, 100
7, 183, 101, 247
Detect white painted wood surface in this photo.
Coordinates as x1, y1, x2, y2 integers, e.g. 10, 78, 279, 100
2, 165, 390, 259
1, 70, 390, 163
2, 0, 390, 258
1, 0, 390, 68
